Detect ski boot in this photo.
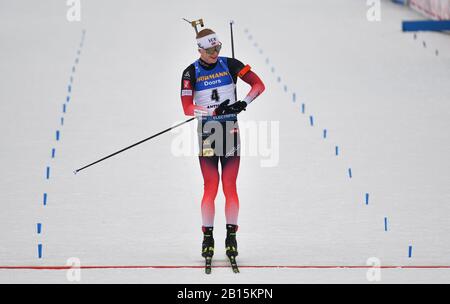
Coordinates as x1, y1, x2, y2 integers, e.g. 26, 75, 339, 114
225, 224, 240, 273
201, 226, 214, 274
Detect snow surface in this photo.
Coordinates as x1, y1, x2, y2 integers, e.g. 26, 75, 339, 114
0, 0, 449, 283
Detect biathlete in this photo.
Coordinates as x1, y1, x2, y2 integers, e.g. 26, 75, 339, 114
180, 28, 265, 273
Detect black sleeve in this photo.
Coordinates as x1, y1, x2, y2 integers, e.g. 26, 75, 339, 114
181, 64, 196, 91
226, 57, 246, 84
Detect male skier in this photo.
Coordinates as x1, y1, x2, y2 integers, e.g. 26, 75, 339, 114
180, 28, 265, 273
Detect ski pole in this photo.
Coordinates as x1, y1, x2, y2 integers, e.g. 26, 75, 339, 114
230, 20, 235, 59
74, 117, 197, 174
230, 20, 238, 101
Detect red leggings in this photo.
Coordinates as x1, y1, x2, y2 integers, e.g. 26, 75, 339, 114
199, 155, 240, 227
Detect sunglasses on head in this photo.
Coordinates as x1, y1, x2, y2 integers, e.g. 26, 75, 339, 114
202, 43, 222, 55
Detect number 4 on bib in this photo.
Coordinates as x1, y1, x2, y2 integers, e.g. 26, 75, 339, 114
211, 89, 219, 102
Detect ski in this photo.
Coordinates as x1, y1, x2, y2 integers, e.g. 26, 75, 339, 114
228, 255, 240, 273
205, 257, 212, 274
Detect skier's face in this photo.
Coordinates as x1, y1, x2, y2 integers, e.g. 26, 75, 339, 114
198, 44, 221, 64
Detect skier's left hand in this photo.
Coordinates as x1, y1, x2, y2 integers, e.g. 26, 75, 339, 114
228, 100, 247, 114
214, 100, 247, 115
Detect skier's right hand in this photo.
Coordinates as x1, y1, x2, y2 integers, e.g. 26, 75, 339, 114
213, 99, 230, 116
